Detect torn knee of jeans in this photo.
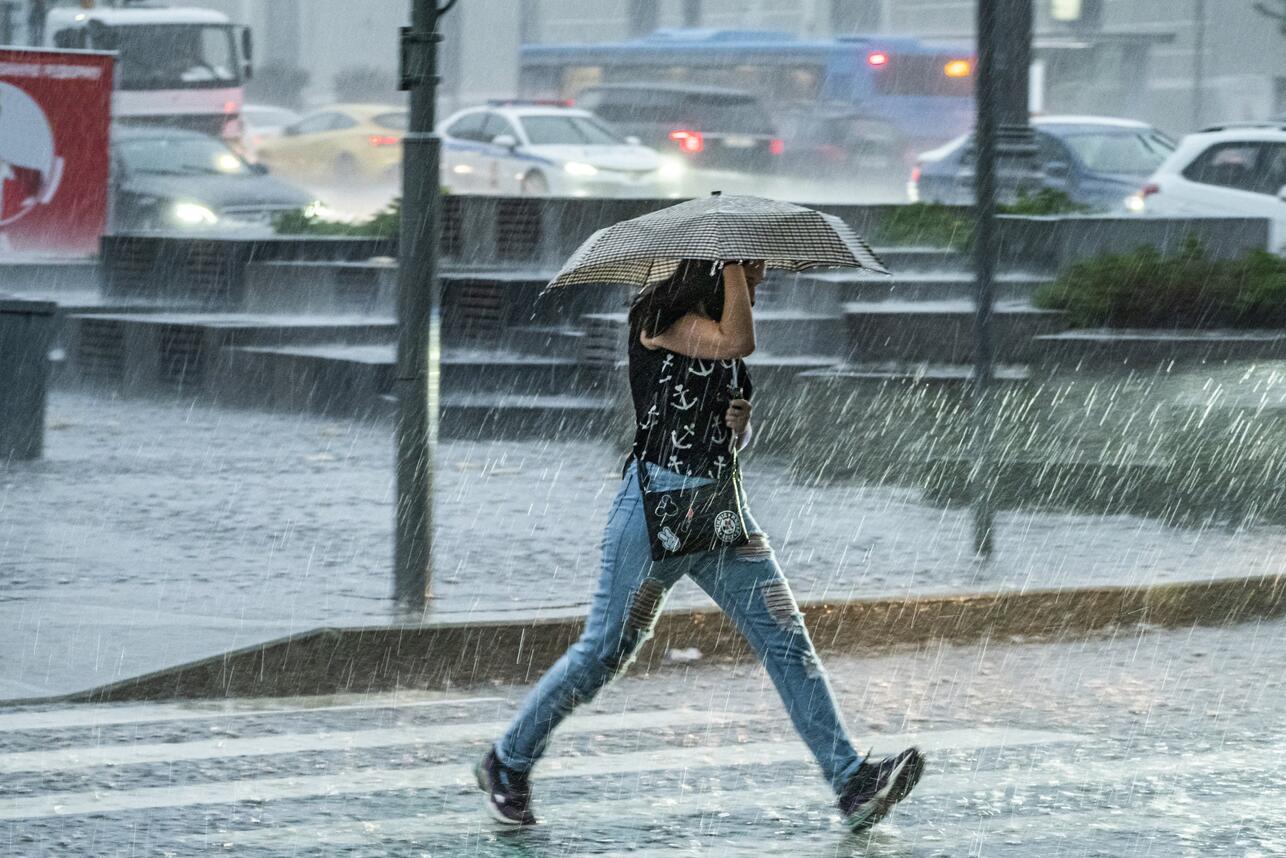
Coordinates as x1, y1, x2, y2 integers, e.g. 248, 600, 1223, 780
736, 533, 773, 561
600, 578, 667, 677
801, 648, 825, 680
760, 578, 804, 632
626, 578, 667, 634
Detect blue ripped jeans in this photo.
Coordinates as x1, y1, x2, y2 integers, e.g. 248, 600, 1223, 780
495, 461, 865, 794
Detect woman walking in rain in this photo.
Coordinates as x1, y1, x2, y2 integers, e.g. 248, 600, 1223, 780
475, 257, 924, 832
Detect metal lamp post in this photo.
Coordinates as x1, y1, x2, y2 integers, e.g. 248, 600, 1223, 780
394, 0, 457, 607
971, 0, 1036, 557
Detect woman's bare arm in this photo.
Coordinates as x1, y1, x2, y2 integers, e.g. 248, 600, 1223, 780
640, 264, 756, 360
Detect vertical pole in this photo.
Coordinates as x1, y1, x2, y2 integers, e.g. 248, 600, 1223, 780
682, 0, 702, 28
971, 0, 998, 557
1192, 0, 1206, 130
0, 2, 15, 45
627, 0, 658, 37
394, 0, 449, 607
520, 0, 540, 44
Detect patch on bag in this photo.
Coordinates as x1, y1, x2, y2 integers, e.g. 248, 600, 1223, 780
658, 526, 681, 552
713, 510, 742, 543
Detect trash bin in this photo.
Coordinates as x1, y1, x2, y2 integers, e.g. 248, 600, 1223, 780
0, 297, 56, 461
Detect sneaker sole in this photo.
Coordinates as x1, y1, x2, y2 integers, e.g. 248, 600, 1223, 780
474, 756, 532, 827
845, 750, 926, 833
862, 750, 926, 831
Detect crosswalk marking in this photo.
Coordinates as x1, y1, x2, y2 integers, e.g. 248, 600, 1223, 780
0, 708, 766, 774
214, 745, 1285, 850
216, 790, 1279, 851
0, 727, 1080, 821
0, 695, 504, 733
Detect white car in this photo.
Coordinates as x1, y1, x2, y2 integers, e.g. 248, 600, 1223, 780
438, 103, 684, 197
1124, 123, 1286, 252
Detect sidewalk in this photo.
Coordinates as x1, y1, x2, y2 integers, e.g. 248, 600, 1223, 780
1, 618, 1283, 854
3, 390, 1284, 699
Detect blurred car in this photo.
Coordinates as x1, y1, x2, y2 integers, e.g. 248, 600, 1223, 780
111, 126, 316, 231
910, 116, 1175, 209
254, 103, 408, 184
240, 104, 302, 159
575, 83, 782, 174
438, 102, 683, 197
773, 102, 904, 184
1124, 123, 1286, 251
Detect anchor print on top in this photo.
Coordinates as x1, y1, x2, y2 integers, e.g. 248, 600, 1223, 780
670, 422, 696, 450
666, 453, 685, 472
671, 384, 697, 411
658, 354, 676, 384
638, 403, 660, 430
711, 454, 729, 478
687, 358, 714, 377
708, 423, 729, 446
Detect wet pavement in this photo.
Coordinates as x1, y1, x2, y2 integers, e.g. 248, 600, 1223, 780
2, 390, 1284, 698
1, 617, 1283, 855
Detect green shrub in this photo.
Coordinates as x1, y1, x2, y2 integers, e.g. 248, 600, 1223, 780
871, 191, 1086, 249
1035, 239, 1286, 328
1000, 187, 1088, 216
273, 198, 402, 238
871, 203, 972, 248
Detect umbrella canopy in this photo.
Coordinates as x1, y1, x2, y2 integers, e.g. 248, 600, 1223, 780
544, 194, 888, 291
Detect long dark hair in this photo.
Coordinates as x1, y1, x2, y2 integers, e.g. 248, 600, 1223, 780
628, 260, 724, 339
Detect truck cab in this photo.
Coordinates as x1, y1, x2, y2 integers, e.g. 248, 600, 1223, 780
45, 3, 252, 142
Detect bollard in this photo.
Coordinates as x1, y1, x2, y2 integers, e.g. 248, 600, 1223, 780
0, 297, 56, 461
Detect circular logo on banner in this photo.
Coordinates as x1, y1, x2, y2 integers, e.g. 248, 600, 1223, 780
713, 510, 742, 544
0, 82, 65, 228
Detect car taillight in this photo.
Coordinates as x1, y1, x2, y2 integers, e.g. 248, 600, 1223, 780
1139, 182, 1160, 198
867, 51, 889, 67
669, 129, 704, 154
769, 138, 784, 156
369, 135, 400, 147
910, 164, 922, 184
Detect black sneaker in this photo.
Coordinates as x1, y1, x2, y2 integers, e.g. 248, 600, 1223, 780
474, 746, 537, 826
837, 747, 925, 832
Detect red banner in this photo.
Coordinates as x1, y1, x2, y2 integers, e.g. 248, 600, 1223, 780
0, 49, 114, 256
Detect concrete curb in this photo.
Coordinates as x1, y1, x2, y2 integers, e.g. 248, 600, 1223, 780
34, 573, 1286, 704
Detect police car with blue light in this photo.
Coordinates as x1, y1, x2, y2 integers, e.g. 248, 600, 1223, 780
438, 102, 685, 197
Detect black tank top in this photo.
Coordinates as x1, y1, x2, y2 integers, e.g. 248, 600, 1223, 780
628, 331, 753, 480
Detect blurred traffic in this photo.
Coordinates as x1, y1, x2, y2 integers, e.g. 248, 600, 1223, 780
5, 5, 1284, 241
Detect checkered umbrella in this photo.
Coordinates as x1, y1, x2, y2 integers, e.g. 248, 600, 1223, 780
544, 194, 888, 291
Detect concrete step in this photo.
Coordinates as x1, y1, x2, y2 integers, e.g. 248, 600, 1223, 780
501, 324, 588, 359
799, 362, 1032, 384
844, 301, 1068, 364
215, 344, 395, 417
0, 258, 99, 293
1035, 329, 1286, 368
364, 391, 625, 440
869, 246, 969, 272
787, 270, 1049, 310
213, 343, 620, 417
580, 311, 850, 359
61, 313, 396, 394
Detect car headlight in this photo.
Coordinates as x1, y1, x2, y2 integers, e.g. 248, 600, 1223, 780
1123, 193, 1145, 213
172, 202, 219, 226
657, 158, 684, 181
563, 161, 598, 177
